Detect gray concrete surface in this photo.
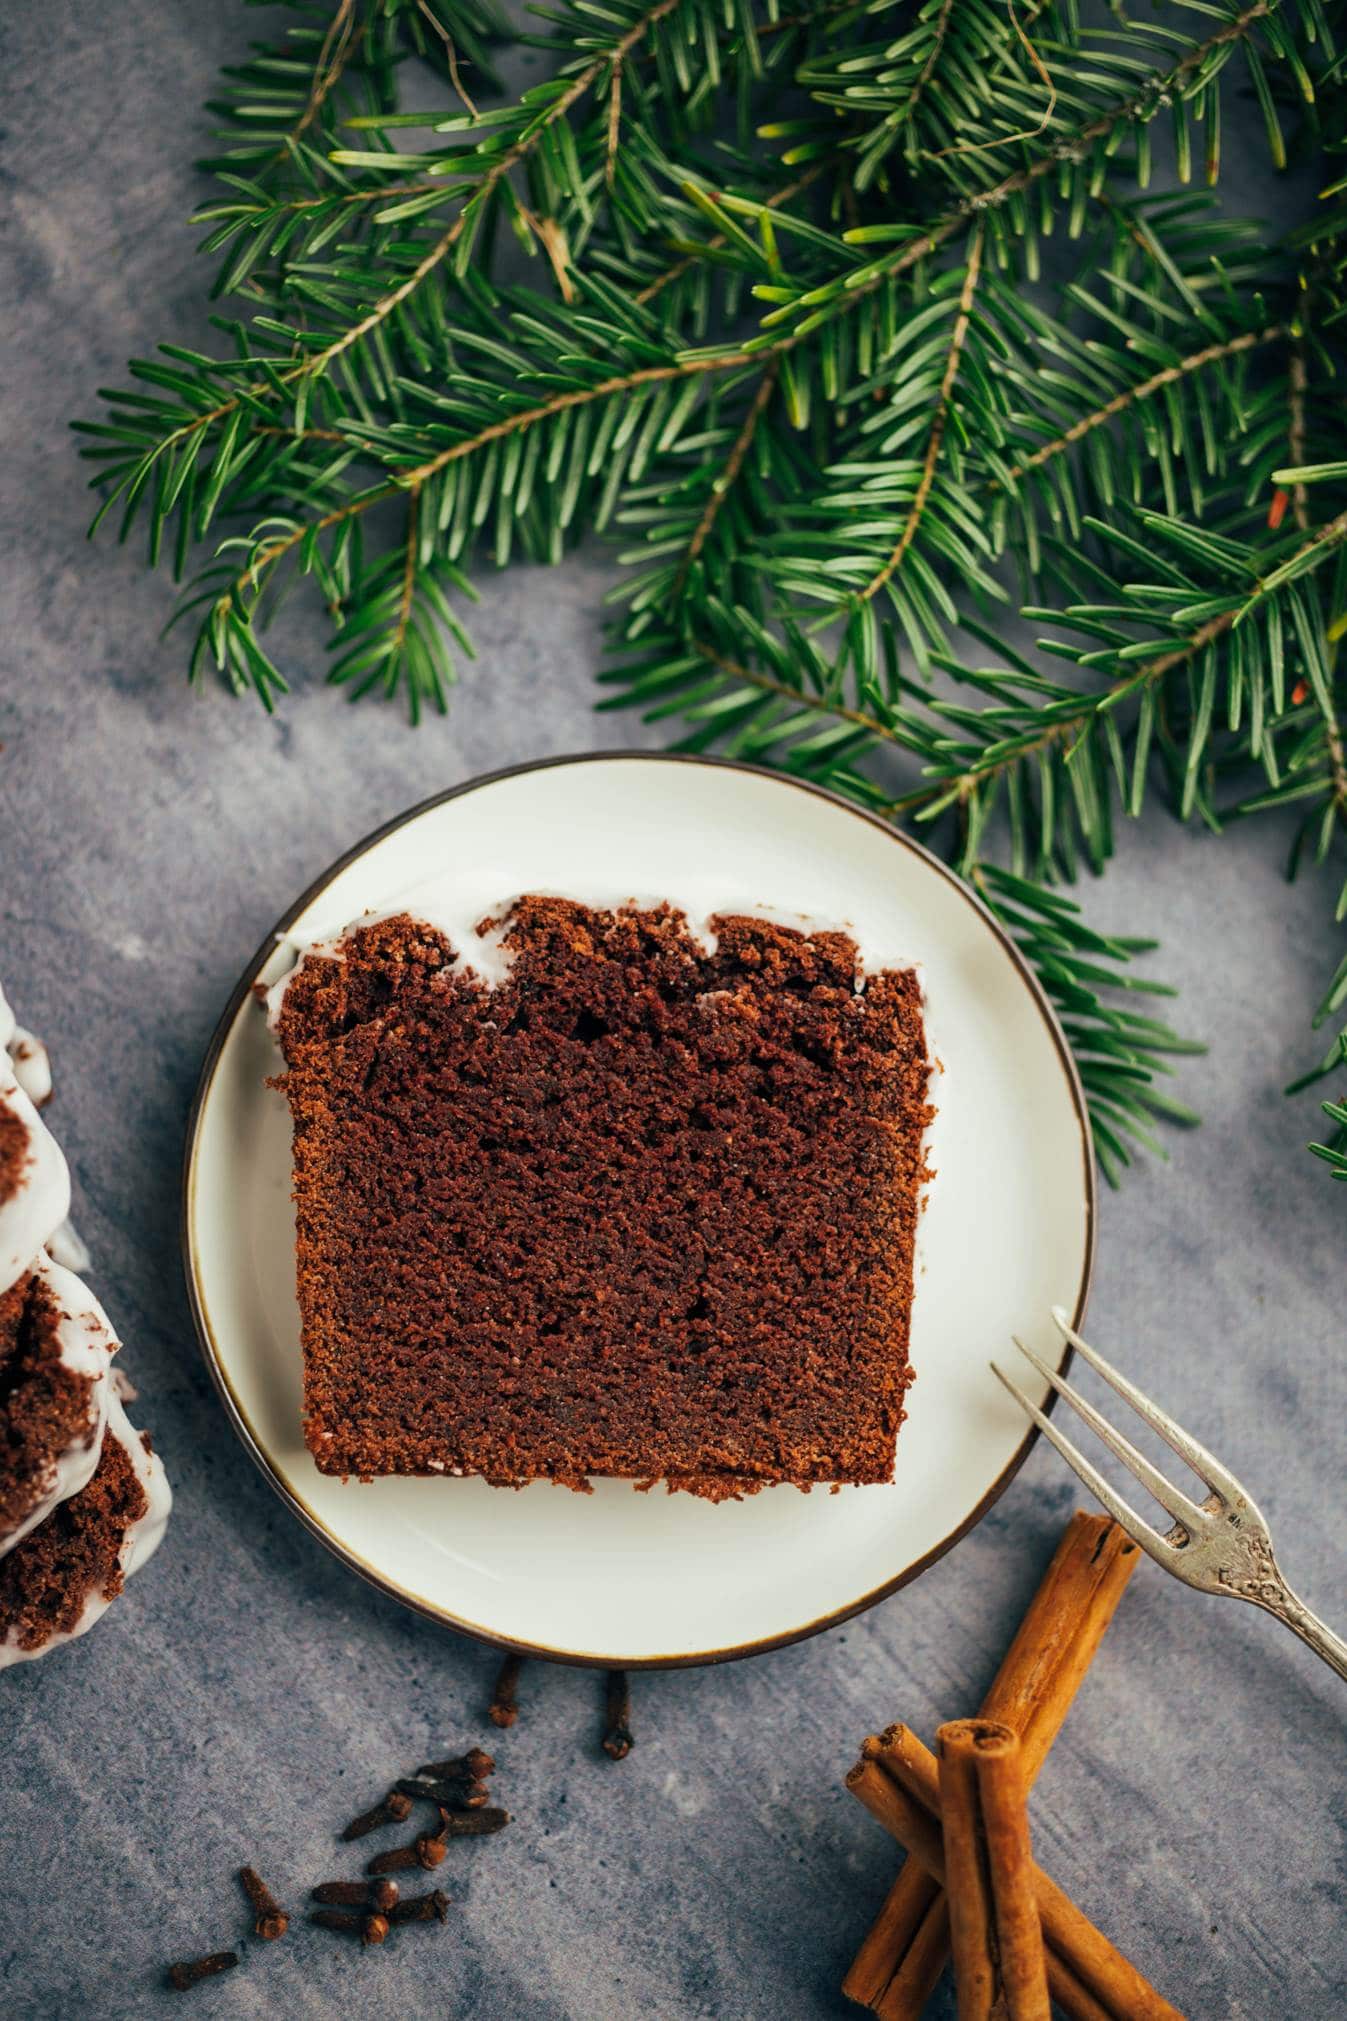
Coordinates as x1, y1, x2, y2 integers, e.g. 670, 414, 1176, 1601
1, 4, 1343, 2015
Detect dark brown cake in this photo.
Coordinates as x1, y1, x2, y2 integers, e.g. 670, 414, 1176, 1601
0, 1424, 148, 1655
272, 897, 932, 1499
0, 1269, 101, 1543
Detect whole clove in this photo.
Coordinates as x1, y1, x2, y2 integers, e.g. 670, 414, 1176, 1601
167, 1951, 239, 1992
311, 1907, 361, 1940
238, 1864, 289, 1941
389, 1888, 451, 1926
311, 1878, 400, 1912
310, 1908, 362, 1936
602, 1670, 633, 1761
309, 1908, 391, 1945
340, 1790, 414, 1841
394, 1775, 487, 1810
366, 1832, 450, 1876
436, 1805, 510, 1837
488, 1653, 523, 1728
416, 1747, 494, 1781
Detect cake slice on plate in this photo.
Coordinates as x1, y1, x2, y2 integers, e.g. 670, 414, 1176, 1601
269, 896, 932, 1500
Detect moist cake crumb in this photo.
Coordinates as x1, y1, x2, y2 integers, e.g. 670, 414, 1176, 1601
0, 1270, 101, 1543
271, 897, 932, 1499
0, 1424, 148, 1653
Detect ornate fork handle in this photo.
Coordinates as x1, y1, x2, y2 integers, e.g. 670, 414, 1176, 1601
1255, 1581, 1347, 1683
1201, 1519, 1347, 1682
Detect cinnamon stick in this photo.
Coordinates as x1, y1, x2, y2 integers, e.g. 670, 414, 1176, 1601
843, 1511, 1139, 2018
937, 1721, 1049, 2021
936, 1725, 998, 2021
848, 1729, 1184, 2021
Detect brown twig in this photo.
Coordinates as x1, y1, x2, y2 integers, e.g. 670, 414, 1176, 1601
286, 0, 359, 154
392, 487, 421, 657
417, 0, 480, 119
213, 340, 770, 622
306, 0, 685, 383
606, 60, 623, 191
684, 498, 1347, 833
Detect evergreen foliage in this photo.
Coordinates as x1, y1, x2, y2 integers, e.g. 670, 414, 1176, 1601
78, 0, 1347, 1184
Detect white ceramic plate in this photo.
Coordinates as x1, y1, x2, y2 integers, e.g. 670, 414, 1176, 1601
184, 754, 1093, 1667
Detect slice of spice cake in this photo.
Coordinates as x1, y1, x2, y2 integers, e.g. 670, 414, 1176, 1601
268, 896, 932, 1499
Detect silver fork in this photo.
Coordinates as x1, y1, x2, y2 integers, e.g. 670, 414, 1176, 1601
992, 1308, 1347, 1682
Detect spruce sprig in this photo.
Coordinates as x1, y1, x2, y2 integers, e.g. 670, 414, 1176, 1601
79, 0, 1347, 1183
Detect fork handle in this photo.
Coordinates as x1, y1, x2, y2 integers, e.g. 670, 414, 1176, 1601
1261, 1586, 1347, 1683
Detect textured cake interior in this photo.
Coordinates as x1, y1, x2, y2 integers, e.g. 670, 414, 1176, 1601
0, 1428, 147, 1652
0, 1270, 97, 1541
272, 896, 932, 1498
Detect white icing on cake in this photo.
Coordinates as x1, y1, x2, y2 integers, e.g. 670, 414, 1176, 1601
0, 1251, 117, 1559
0, 1076, 71, 1300
0, 1002, 87, 1292
0, 1391, 172, 1670
264, 883, 914, 1029
0, 988, 55, 1106
46, 1218, 92, 1273
9, 1031, 52, 1109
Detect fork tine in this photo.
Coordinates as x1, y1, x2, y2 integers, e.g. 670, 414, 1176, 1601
1011, 1335, 1209, 1534
990, 1360, 1180, 1569
1049, 1306, 1247, 1507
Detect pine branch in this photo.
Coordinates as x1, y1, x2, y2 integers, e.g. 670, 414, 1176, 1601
995, 327, 1283, 489
860, 225, 984, 605
749, 1, 1289, 349
80, 0, 1347, 1185
673, 362, 778, 593
293, 0, 361, 148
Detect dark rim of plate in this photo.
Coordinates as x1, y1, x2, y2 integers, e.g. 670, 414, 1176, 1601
181, 750, 1095, 1670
